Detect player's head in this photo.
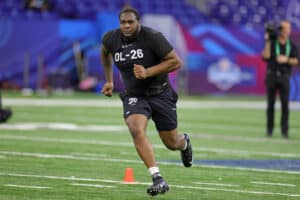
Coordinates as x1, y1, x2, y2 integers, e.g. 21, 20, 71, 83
119, 7, 141, 39
279, 20, 291, 39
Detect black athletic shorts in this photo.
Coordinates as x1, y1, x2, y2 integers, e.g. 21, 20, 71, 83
119, 87, 178, 131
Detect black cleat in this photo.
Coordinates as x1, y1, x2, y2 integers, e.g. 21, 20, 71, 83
282, 133, 289, 139
0, 108, 12, 123
266, 128, 273, 138
181, 133, 193, 167
147, 174, 169, 196
266, 132, 272, 138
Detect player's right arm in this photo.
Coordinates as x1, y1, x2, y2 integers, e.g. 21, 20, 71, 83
100, 44, 114, 97
262, 33, 271, 60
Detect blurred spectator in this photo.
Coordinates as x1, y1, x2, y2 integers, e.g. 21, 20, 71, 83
24, 0, 51, 12
73, 41, 87, 82
262, 20, 299, 138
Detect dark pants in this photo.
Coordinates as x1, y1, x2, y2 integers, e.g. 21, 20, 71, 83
265, 72, 290, 135
0, 89, 2, 108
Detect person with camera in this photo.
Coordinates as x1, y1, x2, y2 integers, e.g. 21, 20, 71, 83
262, 20, 299, 138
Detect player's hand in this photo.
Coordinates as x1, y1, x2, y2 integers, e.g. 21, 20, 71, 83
133, 64, 148, 79
101, 82, 114, 97
264, 33, 270, 41
277, 55, 289, 64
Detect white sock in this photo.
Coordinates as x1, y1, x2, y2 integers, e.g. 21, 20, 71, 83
148, 166, 160, 176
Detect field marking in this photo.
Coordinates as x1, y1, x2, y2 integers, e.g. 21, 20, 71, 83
70, 152, 110, 158
0, 150, 142, 164
191, 133, 300, 145
4, 184, 50, 189
183, 123, 300, 135
1, 150, 300, 175
70, 183, 115, 188
4, 98, 300, 110
0, 123, 126, 132
193, 182, 240, 187
1, 173, 300, 197
1, 123, 300, 146
1, 134, 299, 158
250, 181, 296, 187
2, 122, 300, 145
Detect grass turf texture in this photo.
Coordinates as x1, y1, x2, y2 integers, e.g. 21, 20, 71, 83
0, 92, 299, 199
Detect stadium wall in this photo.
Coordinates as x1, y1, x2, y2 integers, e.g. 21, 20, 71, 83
0, 13, 300, 99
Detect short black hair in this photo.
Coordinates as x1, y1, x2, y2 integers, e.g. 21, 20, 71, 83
118, 7, 140, 21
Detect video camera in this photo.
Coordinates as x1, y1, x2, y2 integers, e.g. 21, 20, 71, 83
264, 22, 282, 41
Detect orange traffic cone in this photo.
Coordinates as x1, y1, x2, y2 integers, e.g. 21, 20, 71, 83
123, 167, 135, 183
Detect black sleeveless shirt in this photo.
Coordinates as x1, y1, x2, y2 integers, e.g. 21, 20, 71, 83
102, 26, 173, 96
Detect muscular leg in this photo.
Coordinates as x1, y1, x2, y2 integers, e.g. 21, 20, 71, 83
125, 114, 156, 168
159, 128, 192, 167
158, 128, 186, 151
126, 114, 169, 196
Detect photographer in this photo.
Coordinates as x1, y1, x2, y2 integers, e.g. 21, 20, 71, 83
262, 20, 299, 138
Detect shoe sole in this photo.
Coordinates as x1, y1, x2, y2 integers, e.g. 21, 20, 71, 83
147, 186, 169, 196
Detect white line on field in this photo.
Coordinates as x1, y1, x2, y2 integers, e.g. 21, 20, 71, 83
1, 121, 300, 145
1, 150, 300, 175
250, 181, 296, 187
176, 186, 300, 197
1, 134, 299, 158
70, 183, 115, 188
1, 123, 300, 146
191, 133, 300, 145
0, 123, 126, 132
4, 184, 50, 189
0, 173, 133, 184
4, 98, 300, 110
193, 182, 240, 187
1, 121, 299, 146
0, 151, 142, 164
70, 152, 109, 158
1, 173, 300, 197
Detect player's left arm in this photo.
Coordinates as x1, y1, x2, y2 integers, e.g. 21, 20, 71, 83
288, 57, 299, 66
287, 42, 299, 66
134, 50, 182, 79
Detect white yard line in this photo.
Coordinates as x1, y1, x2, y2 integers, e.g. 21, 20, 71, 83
197, 147, 300, 158
0, 151, 142, 164
4, 184, 50, 189
1, 150, 300, 175
250, 181, 296, 187
4, 98, 300, 110
1, 123, 300, 146
0, 123, 126, 132
70, 152, 110, 158
191, 133, 300, 145
1, 122, 300, 145
70, 183, 115, 188
0, 173, 299, 197
174, 186, 300, 197
193, 182, 240, 187
0, 134, 299, 158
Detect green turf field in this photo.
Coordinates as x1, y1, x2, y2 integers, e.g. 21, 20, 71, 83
0, 94, 300, 200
